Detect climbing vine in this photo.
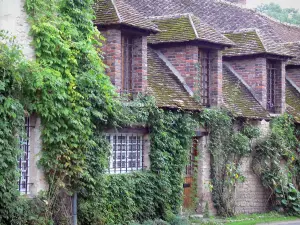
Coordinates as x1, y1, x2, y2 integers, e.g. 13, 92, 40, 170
253, 114, 300, 215
199, 109, 260, 216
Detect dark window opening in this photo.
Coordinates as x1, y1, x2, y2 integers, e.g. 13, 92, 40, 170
267, 60, 277, 113
18, 117, 30, 194
121, 35, 134, 94
198, 49, 211, 106
106, 134, 144, 174
185, 138, 198, 176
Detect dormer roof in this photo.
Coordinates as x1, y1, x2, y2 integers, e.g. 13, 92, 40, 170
284, 42, 300, 67
148, 14, 234, 47
223, 29, 293, 58
94, 0, 159, 33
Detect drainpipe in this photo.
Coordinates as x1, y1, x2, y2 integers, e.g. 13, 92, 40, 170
72, 192, 77, 225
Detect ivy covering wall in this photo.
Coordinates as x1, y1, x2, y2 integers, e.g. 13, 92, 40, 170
1, 0, 300, 224
0, 0, 196, 224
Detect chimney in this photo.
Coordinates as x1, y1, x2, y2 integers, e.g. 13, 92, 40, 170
226, 0, 246, 5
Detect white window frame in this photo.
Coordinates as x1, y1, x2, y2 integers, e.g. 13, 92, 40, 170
106, 133, 144, 174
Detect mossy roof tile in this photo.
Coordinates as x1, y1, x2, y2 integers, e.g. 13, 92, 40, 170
223, 65, 270, 119
94, 0, 158, 32
286, 80, 300, 123
148, 14, 234, 46
147, 48, 202, 111
223, 30, 292, 57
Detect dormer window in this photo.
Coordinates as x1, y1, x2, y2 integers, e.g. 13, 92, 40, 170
267, 60, 276, 113
121, 34, 134, 94
198, 49, 211, 106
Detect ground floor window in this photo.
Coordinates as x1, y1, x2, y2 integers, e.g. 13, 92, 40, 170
106, 133, 144, 174
18, 117, 30, 194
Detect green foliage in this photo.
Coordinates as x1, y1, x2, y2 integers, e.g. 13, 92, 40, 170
257, 3, 300, 25
25, 0, 122, 191
0, 30, 37, 224
253, 114, 300, 215
79, 102, 196, 224
199, 109, 260, 216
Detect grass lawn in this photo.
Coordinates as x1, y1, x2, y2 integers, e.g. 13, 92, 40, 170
225, 212, 299, 225
189, 212, 299, 225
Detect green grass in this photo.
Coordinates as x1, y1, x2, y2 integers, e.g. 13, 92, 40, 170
189, 212, 299, 225
225, 212, 299, 225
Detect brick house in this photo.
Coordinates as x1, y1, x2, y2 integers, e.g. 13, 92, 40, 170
3, 0, 300, 216
94, 0, 300, 214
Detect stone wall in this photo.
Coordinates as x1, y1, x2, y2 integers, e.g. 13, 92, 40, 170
197, 120, 271, 215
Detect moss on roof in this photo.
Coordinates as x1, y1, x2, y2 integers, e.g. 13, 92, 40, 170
223, 64, 269, 119
286, 80, 300, 123
148, 15, 196, 44
148, 14, 234, 46
147, 48, 202, 111
94, 0, 158, 32
223, 31, 266, 57
224, 30, 292, 57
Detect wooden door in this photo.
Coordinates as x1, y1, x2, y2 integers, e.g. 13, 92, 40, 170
183, 138, 198, 209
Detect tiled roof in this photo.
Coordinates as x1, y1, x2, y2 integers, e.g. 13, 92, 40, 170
223, 29, 292, 57
286, 80, 300, 123
223, 64, 269, 119
148, 14, 234, 46
147, 48, 202, 111
123, 0, 300, 52
94, 0, 158, 32
284, 42, 300, 66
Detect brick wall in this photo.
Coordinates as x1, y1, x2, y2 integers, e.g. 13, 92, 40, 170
159, 45, 223, 106
132, 36, 148, 93
101, 29, 148, 93
226, 58, 267, 107
101, 29, 122, 90
287, 68, 300, 88
160, 45, 199, 91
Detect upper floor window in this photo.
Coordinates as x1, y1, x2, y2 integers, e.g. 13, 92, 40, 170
121, 34, 134, 94
198, 49, 211, 106
19, 117, 30, 194
267, 60, 276, 113
106, 133, 144, 174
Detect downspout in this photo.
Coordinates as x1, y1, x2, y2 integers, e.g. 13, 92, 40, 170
72, 193, 78, 225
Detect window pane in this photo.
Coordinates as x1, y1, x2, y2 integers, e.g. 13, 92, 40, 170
107, 133, 144, 174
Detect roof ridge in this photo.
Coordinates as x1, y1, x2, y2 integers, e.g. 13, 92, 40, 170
286, 76, 300, 94
214, 0, 300, 30
223, 62, 266, 109
223, 28, 259, 34
148, 13, 193, 20
111, 0, 122, 23
255, 29, 268, 53
153, 49, 194, 97
188, 14, 199, 39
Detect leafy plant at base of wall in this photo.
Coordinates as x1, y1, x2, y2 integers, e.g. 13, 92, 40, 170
252, 114, 300, 215
199, 109, 260, 217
